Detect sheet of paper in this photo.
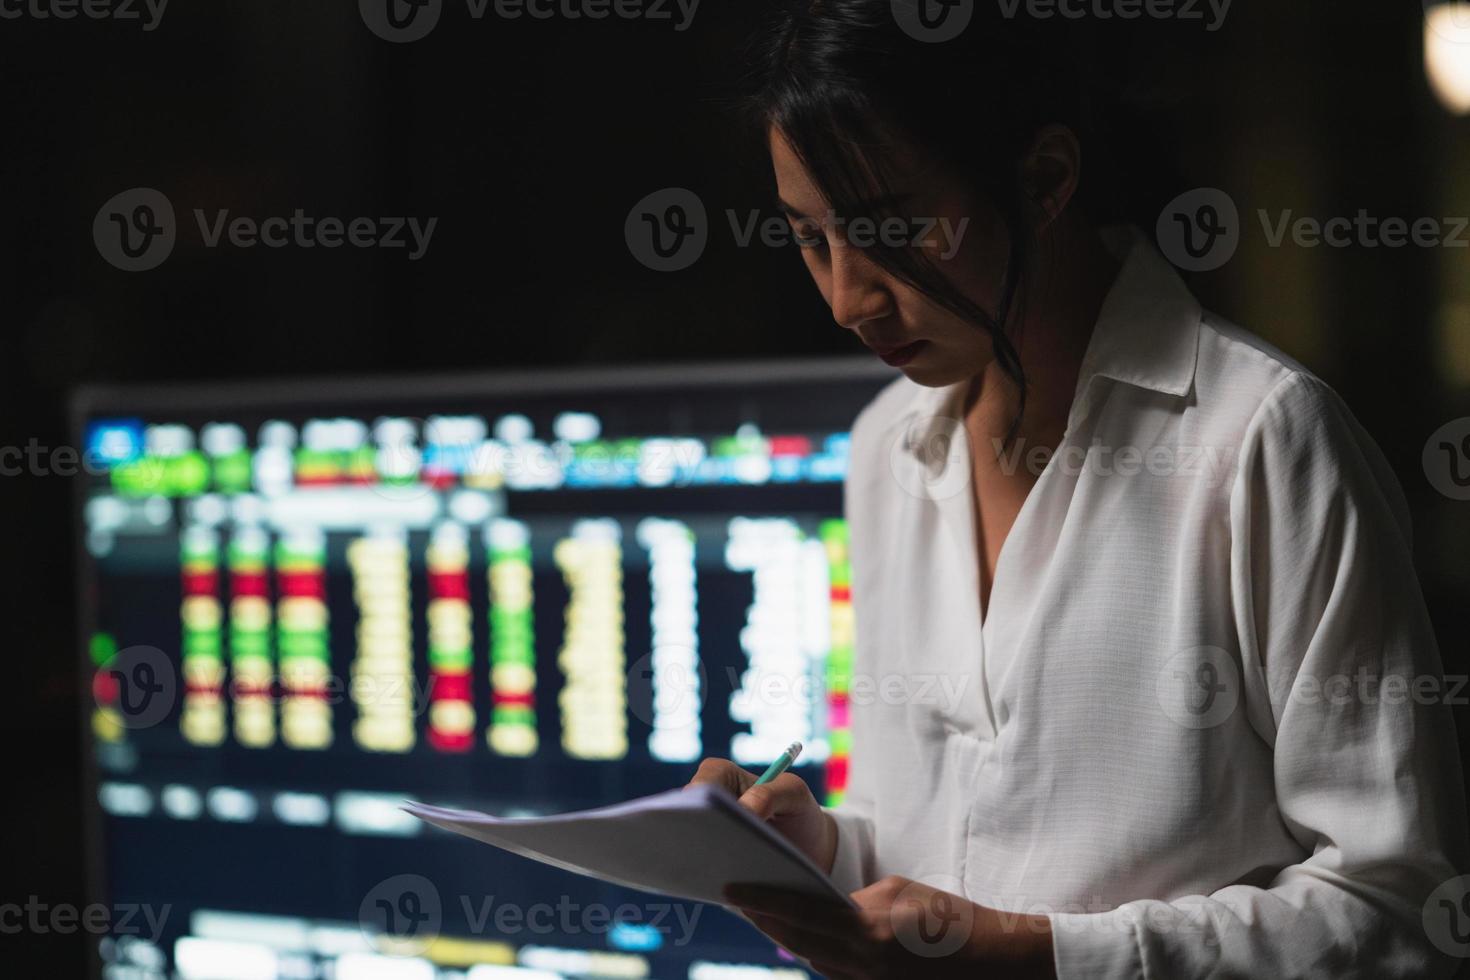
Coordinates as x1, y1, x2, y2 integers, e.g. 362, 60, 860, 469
402, 783, 855, 909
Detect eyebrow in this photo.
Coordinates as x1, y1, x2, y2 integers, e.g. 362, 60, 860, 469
776, 192, 916, 220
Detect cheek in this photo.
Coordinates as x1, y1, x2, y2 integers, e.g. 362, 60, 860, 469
931, 203, 1011, 311
799, 251, 834, 304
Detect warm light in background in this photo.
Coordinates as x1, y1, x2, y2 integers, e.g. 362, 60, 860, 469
1437, 301, 1470, 387
1426, 3, 1470, 114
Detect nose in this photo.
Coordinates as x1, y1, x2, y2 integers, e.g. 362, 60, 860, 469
828, 243, 895, 332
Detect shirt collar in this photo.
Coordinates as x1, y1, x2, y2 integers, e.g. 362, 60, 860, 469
1081, 224, 1201, 399
899, 225, 1202, 459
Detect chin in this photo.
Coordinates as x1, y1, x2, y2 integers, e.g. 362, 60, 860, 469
895, 363, 949, 387
896, 351, 982, 389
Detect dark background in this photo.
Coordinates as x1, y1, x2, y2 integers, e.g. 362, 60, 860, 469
4, 0, 1470, 974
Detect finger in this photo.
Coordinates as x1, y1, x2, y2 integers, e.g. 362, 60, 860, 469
686, 758, 752, 796
736, 771, 809, 820
743, 910, 866, 972
723, 885, 861, 938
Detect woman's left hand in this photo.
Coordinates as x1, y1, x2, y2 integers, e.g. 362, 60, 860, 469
723, 875, 1057, 980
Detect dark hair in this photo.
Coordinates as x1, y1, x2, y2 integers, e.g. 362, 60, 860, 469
746, 0, 1130, 442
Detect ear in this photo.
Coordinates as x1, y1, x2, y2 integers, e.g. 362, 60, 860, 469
1019, 124, 1082, 230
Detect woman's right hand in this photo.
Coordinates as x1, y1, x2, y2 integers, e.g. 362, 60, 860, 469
685, 757, 839, 875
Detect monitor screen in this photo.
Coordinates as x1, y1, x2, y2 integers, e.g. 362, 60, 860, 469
74, 358, 896, 980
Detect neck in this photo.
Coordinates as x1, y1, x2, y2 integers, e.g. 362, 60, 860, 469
964, 220, 1121, 448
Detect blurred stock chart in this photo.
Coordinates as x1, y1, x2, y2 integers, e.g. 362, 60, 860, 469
75, 359, 893, 980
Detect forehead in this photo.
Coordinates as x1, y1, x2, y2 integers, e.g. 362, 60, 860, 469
768, 126, 825, 206
768, 124, 949, 209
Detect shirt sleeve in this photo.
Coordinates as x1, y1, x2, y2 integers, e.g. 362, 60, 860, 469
1049, 372, 1469, 978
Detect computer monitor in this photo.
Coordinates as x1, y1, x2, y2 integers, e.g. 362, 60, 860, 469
73, 357, 896, 980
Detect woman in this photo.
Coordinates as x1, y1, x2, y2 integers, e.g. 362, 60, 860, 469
686, 2, 1468, 977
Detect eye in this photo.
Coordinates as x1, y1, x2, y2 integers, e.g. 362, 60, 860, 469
789, 219, 827, 249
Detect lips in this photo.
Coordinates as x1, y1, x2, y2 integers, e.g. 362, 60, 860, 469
871, 339, 927, 367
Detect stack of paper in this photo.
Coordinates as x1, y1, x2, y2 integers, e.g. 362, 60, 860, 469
403, 783, 853, 908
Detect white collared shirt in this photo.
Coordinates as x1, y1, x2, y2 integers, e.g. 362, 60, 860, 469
824, 228, 1468, 977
